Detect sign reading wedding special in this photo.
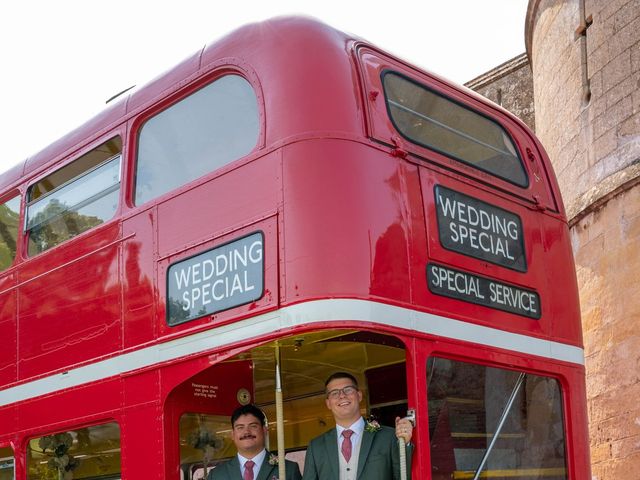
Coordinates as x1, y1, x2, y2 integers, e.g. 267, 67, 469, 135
434, 185, 527, 272
167, 232, 264, 325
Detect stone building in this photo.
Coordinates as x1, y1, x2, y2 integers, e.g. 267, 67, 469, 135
470, 1, 640, 478
465, 53, 536, 132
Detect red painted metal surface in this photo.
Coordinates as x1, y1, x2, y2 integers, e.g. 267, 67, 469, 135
0, 16, 588, 480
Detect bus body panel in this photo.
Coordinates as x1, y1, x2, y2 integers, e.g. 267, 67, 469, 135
0, 272, 17, 386
17, 222, 122, 380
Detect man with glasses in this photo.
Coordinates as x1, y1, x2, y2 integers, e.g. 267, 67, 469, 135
302, 372, 413, 479
208, 404, 302, 480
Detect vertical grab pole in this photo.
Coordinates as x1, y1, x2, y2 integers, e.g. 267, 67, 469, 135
398, 436, 407, 480
472, 372, 526, 480
275, 344, 286, 479
399, 409, 416, 480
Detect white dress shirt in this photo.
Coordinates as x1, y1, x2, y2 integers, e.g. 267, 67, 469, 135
237, 448, 267, 478
336, 417, 365, 480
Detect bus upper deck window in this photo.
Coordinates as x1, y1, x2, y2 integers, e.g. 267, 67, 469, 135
25, 137, 122, 256
134, 74, 259, 205
382, 72, 528, 187
0, 195, 20, 271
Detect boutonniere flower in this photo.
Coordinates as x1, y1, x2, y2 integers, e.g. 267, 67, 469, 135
365, 418, 381, 433
268, 453, 279, 465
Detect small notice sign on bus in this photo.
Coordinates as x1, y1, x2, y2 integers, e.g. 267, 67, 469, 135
434, 185, 526, 272
167, 232, 264, 325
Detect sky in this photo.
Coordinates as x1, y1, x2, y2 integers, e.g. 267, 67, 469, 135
0, 0, 529, 175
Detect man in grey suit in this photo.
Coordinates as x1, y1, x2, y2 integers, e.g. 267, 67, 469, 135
302, 372, 413, 480
208, 404, 302, 480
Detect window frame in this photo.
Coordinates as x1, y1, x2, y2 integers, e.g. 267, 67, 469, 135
381, 70, 529, 188
0, 445, 14, 480
131, 67, 264, 208
24, 420, 122, 480
25, 154, 121, 231
355, 45, 559, 212
424, 353, 570, 480
23, 135, 123, 257
0, 192, 22, 272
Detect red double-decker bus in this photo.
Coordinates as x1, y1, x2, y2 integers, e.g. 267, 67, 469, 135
0, 16, 589, 480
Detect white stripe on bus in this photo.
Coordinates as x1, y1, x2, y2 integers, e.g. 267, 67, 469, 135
0, 299, 584, 407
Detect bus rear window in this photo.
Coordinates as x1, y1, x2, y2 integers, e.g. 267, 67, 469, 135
383, 72, 528, 187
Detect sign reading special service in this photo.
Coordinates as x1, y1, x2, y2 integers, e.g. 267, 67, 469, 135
427, 263, 541, 319
167, 232, 264, 325
434, 185, 526, 272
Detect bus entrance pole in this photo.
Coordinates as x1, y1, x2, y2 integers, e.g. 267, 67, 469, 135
275, 344, 286, 480
399, 409, 416, 480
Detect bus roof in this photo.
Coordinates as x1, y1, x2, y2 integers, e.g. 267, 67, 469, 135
1, 16, 368, 191
1, 16, 555, 208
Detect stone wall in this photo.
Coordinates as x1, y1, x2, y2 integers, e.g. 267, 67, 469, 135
525, 0, 640, 478
465, 53, 536, 131
571, 185, 640, 479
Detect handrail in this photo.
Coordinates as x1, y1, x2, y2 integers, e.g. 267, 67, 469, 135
472, 372, 526, 480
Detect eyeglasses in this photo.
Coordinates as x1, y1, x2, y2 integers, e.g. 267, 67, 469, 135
326, 385, 359, 399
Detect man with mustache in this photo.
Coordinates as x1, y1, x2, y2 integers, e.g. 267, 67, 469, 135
302, 372, 413, 480
208, 404, 302, 480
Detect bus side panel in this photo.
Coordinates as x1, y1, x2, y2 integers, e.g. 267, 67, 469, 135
540, 217, 583, 344
0, 406, 16, 445
17, 222, 122, 379
154, 152, 281, 336
122, 210, 158, 348
120, 369, 162, 477
122, 394, 163, 478
155, 151, 281, 258
16, 377, 122, 432
564, 366, 592, 479
281, 139, 424, 303
0, 273, 16, 386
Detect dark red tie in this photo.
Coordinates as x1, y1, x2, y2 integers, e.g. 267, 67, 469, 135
243, 460, 255, 480
341, 429, 354, 462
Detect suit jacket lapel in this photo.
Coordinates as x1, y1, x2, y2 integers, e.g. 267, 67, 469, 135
256, 458, 278, 480
323, 429, 340, 480
255, 460, 275, 480
356, 430, 375, 479
224, 456, 244, 480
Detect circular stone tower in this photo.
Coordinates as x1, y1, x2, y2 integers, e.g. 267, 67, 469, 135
526, 0, 640, 477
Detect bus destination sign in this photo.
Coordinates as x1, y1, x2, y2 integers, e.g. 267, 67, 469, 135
167, 232, 264, 325
434, 185, 526, 272
427, 263, 540, 319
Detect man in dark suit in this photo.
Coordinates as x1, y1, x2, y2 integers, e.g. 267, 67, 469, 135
208, 404, 302, 480
302, 372, 413, 480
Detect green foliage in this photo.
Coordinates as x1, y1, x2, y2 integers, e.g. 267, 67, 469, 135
28, 199, 102, 255
0, 203, 19, 271
39, 432, 81, 480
